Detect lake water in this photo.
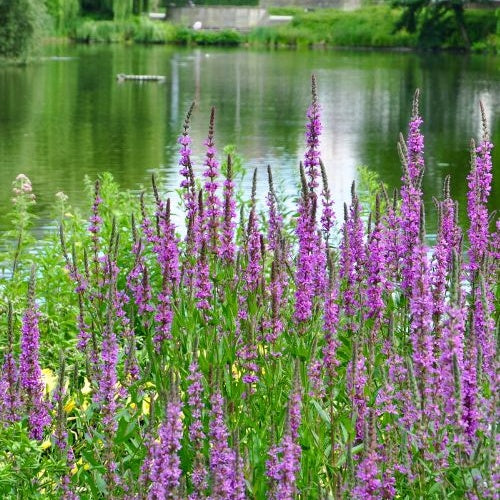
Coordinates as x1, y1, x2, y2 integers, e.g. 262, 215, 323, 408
0, 44, 498, 236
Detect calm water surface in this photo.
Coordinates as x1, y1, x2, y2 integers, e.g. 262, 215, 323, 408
0, 44, 498, 235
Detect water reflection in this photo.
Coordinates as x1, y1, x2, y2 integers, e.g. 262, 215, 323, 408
0, 45, 498, 236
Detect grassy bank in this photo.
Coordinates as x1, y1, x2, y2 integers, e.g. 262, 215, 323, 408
69, 6, 499, 52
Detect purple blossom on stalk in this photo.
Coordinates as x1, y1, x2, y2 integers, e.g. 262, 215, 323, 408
187, 361, 207, 497
195, 242, 212, 311
339, 189, 366, 324
94, 292, 119, 434
265, 257, 285, 347
352, 414, 382, 500
266, 385, 302, 500
152, 198, 180, 349
148, 399, 183, 499
408, 241, 437, 420
365, 197, 386, 322
319, 160, 335, 244
244, 205, 263, 294
0, 303, 21, 424
304, 75, 322, 194
462, 332, 480, 447
19, 270, 51, 441
380, 189, 401, 290
220, 155, 237, 263
347, 343, 368, 441
437, 294, 466, 429
400, 91, 425, 292
267, 165, 284, 253
203, 107, 222, 253
467, 105, 493, 273
178, 102, 196, 195
431, 181, 461, 324
294, 165, 317, 324
88, 180, 103, 295
127, 218, 154, 323
322, 257, 340, 383
208, 391, 242, 499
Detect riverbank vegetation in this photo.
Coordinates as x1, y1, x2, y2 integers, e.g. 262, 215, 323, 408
0, 79, 498, 498
70, 5, 499, 51
1, 1, 498, 61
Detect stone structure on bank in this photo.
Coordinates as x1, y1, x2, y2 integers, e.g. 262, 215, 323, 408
165, 0, 362, 30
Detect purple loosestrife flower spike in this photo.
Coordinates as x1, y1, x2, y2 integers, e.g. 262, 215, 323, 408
267, 165, 284, 253
408, 241, 438, 424
0, 302, 21, 424
148, 399, 184, 499
208, 391, 240, 499
243, 171, 263, 293
320, 159, 335, 244
20, 268, 51, 440
466, 109, 496, 382
153, 198, 180, 349
88, 180, 103, 295
347, 341, 368, 441
431, 180, 461, 326
322, 254, 340, 384
220, 155, 237, 263
305, 75, 322, 195
187, 360, 207, 496
203, 107, 222, 253
195, 242, 212, 312
400, 90, 425, 292
294, 164, 316, 324
467, 104, 493, 273
352, 412, 382, 500
266, 383, 302, 500
380, 188, 401, 290
365, 196, 386, 323
127, 215, 154, 323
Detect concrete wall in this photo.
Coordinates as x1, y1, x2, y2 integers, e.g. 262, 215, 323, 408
167, 7, 269, 30
260, 0, 362, 10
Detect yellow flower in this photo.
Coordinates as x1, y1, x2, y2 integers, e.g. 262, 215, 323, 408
231, 363, 241, 381
70, 465, 78, 476
64, 398, 76, 414
41, 440, 51, 450
257, 344, 268, 356
41, 368, 57, 394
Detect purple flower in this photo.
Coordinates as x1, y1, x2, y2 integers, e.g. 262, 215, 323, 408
202, 107, 222, 253
187, 362, 207, 496
467, 119, 493, 273
400, 91, 425, 292
195, 242, 212, 311
148, 400, 184, 499
266, 387, 302, 500
304, 75, 322, 194
0, 303, 20, 424
294, 181, 316, 324
267, 165, 284, 253
208, 391, 241, 499
19, 273, 51, 441
322, 267, 340, 383
220, 155, 237, 263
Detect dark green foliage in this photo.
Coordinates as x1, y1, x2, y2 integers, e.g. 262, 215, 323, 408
0, 0, 46, 60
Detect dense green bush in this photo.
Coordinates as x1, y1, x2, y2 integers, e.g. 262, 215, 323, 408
0, 0, 50, 61
73, 17, 179, 43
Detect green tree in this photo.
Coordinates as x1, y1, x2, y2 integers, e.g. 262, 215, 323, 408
394, 0, 492, 48
45, 0, 79, 34
0, 0, 47, 60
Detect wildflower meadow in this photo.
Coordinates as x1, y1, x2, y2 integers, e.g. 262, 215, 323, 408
0, 78, 498, 499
